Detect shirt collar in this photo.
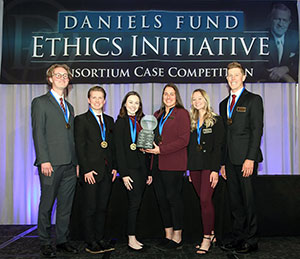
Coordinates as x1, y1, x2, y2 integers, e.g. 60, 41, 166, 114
230, 87, 244, 98
51, 89, 64, 100
91, 109, 103, 117
272, 32, 285, 44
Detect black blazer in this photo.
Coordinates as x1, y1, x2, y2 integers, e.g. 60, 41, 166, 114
74, 110, 116, 182
219, 89, 264, 165
187, 116, 224, 172
114, 115, 147, 178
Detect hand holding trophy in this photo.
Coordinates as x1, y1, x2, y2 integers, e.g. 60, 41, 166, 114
136, 115, 158, 149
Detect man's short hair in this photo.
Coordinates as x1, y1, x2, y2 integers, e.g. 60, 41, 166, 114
46, 64, 73, 85
270, 3, 291, 21
87, 86, 107, 99
227, 62, 245, 75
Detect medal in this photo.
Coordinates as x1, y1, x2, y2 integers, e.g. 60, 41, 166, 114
157, 135, 162, 143
89, 108, 107, 147
129, 116, 137, 151
130, 143, 137, 150
101, 141, 108, 148
196, 144, 202, 151
227, 118, 233, 125
65, 123, 71, 129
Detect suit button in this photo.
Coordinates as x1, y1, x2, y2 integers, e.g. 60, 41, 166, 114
203, 150, 206, 152
202, 141, 206, 144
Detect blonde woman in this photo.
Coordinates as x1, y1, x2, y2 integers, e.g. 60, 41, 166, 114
187, 89, 224, 255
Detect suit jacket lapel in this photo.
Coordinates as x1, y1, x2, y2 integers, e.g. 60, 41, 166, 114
47, 92, 67, 122
269, 34, 279, 66
87, 110, 109, 140
102, 114, 109, 139
222, 96, 230, 118
87, 109, 101, 130
102, 114, 109, 137
231, 89, 249, 120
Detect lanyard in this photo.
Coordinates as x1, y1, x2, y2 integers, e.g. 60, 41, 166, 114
197, 120, 203, 145
129, 116, 137, 143
89, 107, 106, 141
228, 87, 245, 118
159, 107, 174, 135
50, 91, 69, 123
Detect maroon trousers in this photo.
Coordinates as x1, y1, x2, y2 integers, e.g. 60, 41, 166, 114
190, 170, 215, 235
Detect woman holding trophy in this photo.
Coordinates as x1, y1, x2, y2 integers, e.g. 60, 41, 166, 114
114, 91, 152, 251
146, 83, 190, 250
187, 89, 224, 255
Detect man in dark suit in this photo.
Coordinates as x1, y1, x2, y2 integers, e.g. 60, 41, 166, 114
219, 62, 264, 254
31, 64, 78, 257
74, 86, 117, 254
260, 3, 298, 82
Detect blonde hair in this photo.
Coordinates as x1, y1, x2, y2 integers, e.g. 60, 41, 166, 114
190, 89, 217, 131
227, 62, 245, 75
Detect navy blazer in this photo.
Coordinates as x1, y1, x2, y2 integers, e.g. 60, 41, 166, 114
74, 110, 116, 182
219, 89, 264, 165
187, 116, 224, 172
114, 115, 148, 178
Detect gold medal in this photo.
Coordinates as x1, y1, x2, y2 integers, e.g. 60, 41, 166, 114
227, 118, 233, 125
130, 143, 137, 150
65, 123, 71, 129
196, 144, 202, 152
101, 141, 108, 149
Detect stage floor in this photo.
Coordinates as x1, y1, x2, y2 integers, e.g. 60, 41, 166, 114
0, 225, 299, 259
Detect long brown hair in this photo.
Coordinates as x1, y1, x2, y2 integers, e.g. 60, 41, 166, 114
159, 83, 185, 114
118, 91, 144, 121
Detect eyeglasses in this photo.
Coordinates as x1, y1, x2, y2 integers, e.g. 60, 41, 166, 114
52, 73, 69, 79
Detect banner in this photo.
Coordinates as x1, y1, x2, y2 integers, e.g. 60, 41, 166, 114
1, 0, 298, 84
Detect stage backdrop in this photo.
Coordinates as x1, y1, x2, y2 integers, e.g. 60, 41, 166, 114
0, 0, 299, 224
0, 82, 298, 224
1, 0, 299, 83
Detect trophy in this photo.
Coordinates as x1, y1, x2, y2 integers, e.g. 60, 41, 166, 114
137, 115, 158, 149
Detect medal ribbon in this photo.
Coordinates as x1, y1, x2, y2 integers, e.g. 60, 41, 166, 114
89, 107, 106, 141
159, 107, 174, 136
50, 91, 69, 124
197, 120, 203, 145
227, 87, 245, 119
129, 116, 137, 144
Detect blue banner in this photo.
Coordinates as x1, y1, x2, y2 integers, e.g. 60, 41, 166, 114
1, 1, 298, 83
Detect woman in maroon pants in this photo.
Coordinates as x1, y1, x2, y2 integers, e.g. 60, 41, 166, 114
187, 89, 224, 255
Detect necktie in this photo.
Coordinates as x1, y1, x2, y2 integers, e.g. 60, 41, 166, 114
230, 94, 236, 112
59, 97, 66, 114
276, 39, 283, 64
97, 115, 103, 128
